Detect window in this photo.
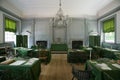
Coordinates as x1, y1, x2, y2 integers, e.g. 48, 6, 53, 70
104, 32, 114, 43
5, 17, 17, 44
5, 31, 16, 43
103, 18, 115, 43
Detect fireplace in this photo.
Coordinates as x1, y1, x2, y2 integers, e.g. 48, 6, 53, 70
36, 40, 47, 49
72, 40, 83, 49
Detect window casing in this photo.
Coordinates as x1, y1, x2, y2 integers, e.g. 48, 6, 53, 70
5, 17, 17, 44
103, 18, 115, 43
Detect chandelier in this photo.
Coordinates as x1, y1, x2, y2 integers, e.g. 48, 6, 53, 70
51, 0, 69, 28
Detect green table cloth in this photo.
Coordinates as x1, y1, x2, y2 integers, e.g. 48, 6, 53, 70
101, 48, 120, 60
86, 60, 120, 80
93, 46, 120, 60
0, 58, 41, 80
32, 49, 51, 64
50, 44, 68, 51
67, 49, 89, 63
14, 47, 33, 57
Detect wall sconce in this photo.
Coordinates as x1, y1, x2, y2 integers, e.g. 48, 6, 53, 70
26, 30, 32, 34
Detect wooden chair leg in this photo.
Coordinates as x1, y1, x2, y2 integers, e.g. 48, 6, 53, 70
72, 76, 74, 80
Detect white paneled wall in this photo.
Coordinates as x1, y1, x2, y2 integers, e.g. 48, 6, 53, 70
0, 11, 4, 43
21, 19, 34, 48
35, 19, 51, 48
22, 18, 51, 48
21, 18, 97, 48
35, 19, 50, 41
116, 11, 120, 43
87, 20, 97, 33
69, 18, 85, 40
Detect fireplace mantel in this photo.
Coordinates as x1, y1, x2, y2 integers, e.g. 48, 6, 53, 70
72, 40, 83, 49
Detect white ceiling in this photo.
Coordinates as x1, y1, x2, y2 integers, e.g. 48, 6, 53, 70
7, 0, 113, 18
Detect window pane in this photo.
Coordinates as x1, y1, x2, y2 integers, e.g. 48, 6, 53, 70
5, 31, 16, 45
104, 32, 114, 43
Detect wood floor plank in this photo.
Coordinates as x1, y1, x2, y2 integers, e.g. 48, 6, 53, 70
39, 54, 73, 80
39, 54, 85, 80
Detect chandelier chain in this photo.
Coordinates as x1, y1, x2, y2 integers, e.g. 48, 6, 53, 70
50, 0, 71, 28
59, 0, 61, 7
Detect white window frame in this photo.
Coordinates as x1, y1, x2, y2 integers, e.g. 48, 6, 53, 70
5, 31, 16, 45
104, 32, 115, 43
102, 16, 116, 43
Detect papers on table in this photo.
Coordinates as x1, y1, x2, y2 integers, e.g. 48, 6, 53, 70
0, 56, 4, 58
86, 48, 92, 50
30, 58, 39, 61
112, 64, 120, 69
104, 48, 119, 52
9, 58, 39, 66
76, 49, 81, 51
24, 58, 39, 65
89, 60, 97, 63
76, 49, 84, 52
96, 63, 112, 70
10, 60, 26, 65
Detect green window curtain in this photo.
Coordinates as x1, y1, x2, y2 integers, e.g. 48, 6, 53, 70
103, 18, 115, 33
5, 18, 16, 32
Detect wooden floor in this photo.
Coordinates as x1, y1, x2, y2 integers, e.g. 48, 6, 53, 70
39, 54, 85, 80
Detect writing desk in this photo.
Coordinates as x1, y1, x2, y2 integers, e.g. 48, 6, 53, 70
0, 58, 41, 80
67, 49, 89, 63
32, 49, 51, 64
14, 47, 33, 57
93, 46, 120, 60
86, 60, 120, 80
